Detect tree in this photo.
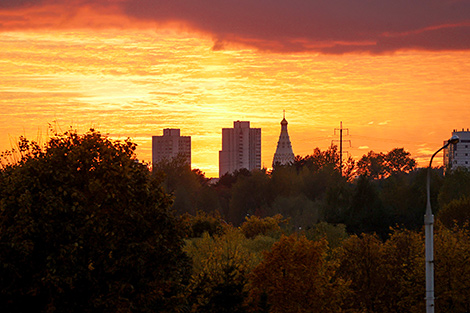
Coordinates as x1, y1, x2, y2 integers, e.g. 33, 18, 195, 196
184, 228, 257, 313
346, 176, 390, 238
379, 169, 426, 230
0, 129, 190, 313
382, 228, 424, 313
304, 222, 348, 249
384, 148, 416, 175
357, 148, 416, 179
336, 233, 385, 312
248, 235, 350, 313
228, 170, 270, 225
240, 214, 288, 239
438, 196, 470, 228
438, 167, 470, 210
294, 145, 354, 179
153, 154, 210, 215
356, 151, 386, 179
179, 210, 227, 238
434, 223, 470, 313
294, 145, 340, 173
337, 230, 425, 313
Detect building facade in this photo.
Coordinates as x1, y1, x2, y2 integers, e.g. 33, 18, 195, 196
152, 129, 191, 166
272, 114, 295, 167
444, 128, 470, 170
219, 121, 261, 177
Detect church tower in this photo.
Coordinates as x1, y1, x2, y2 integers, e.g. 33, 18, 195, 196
272, 112, 295, 167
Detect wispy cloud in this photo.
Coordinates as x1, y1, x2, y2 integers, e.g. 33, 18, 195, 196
1, 0, 469, 54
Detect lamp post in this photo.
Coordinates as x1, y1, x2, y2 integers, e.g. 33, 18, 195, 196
425, 134, 459, 313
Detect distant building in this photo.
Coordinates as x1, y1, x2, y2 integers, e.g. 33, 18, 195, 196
272, 113, 295, 167
444, 128, 470, 170
219, 121, 261, 177
152, 129, 191, 166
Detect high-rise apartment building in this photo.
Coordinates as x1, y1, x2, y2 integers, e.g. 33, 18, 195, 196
272, 113, 295, 167
444, 128, 470, 170
152, 129, 191, 166
219, 121, 261, 177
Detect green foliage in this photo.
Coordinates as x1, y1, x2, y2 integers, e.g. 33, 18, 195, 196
153, 155, 201, 215
179, 210, 227, 238
379, 168, 429, 230
241, 235, 278, 255
184, 228, 261, 313
240, 214, 288, 239
304, 222, 348, 248
0, 129, 190, 313
228, 170, 270, 225
346, 176, 391, 238
434, 223, 470, 313
270, 194, 320, 231
438, 167, 470, 209
438, 196, 470, 228
322, 178, 353, 224
268, 165, 299, 198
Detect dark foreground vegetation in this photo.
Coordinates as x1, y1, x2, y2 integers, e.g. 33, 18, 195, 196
1, 129, 470, 313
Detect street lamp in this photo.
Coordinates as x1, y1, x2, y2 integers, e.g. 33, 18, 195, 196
425, 134, 459, 313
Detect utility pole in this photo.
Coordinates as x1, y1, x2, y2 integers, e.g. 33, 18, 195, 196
332, 121, 351, 175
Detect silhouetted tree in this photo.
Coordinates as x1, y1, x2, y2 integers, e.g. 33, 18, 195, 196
384, 148, 417, 175
228, 170, 270, 225
0, 129, 190, 313
438, 167, 470, 209
357, 148, 416, 179
438, 196, 470, 229
356, 151, 386, 179
347, 176, 391, 238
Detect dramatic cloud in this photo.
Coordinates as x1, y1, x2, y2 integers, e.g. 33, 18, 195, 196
0, 0, 45, 9
1, 0, 470, 54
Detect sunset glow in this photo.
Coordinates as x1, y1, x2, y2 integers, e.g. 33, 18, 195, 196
1, 1, 470, 177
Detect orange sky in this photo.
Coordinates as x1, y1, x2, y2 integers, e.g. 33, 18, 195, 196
1, 2, 470, 177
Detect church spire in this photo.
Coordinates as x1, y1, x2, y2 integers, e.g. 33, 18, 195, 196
272, 112, 295, 167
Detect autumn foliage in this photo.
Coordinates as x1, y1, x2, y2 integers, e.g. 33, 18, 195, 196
248, 235, 349, 313
3, 130, 470, 312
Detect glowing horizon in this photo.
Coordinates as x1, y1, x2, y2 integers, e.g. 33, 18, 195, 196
1, 27, 469, 177
1, 2, 469, 177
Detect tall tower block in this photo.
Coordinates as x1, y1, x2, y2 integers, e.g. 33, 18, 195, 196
219, 121, 261, 177
272, 112, 295, 167
152, 129, 191, 166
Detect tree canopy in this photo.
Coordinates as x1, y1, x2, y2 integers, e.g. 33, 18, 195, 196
0, 129, 189, 312
356, 148, 416, 179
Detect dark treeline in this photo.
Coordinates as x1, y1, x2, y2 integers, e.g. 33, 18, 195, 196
2, 129, 470, 313
155, 145, 469, 239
